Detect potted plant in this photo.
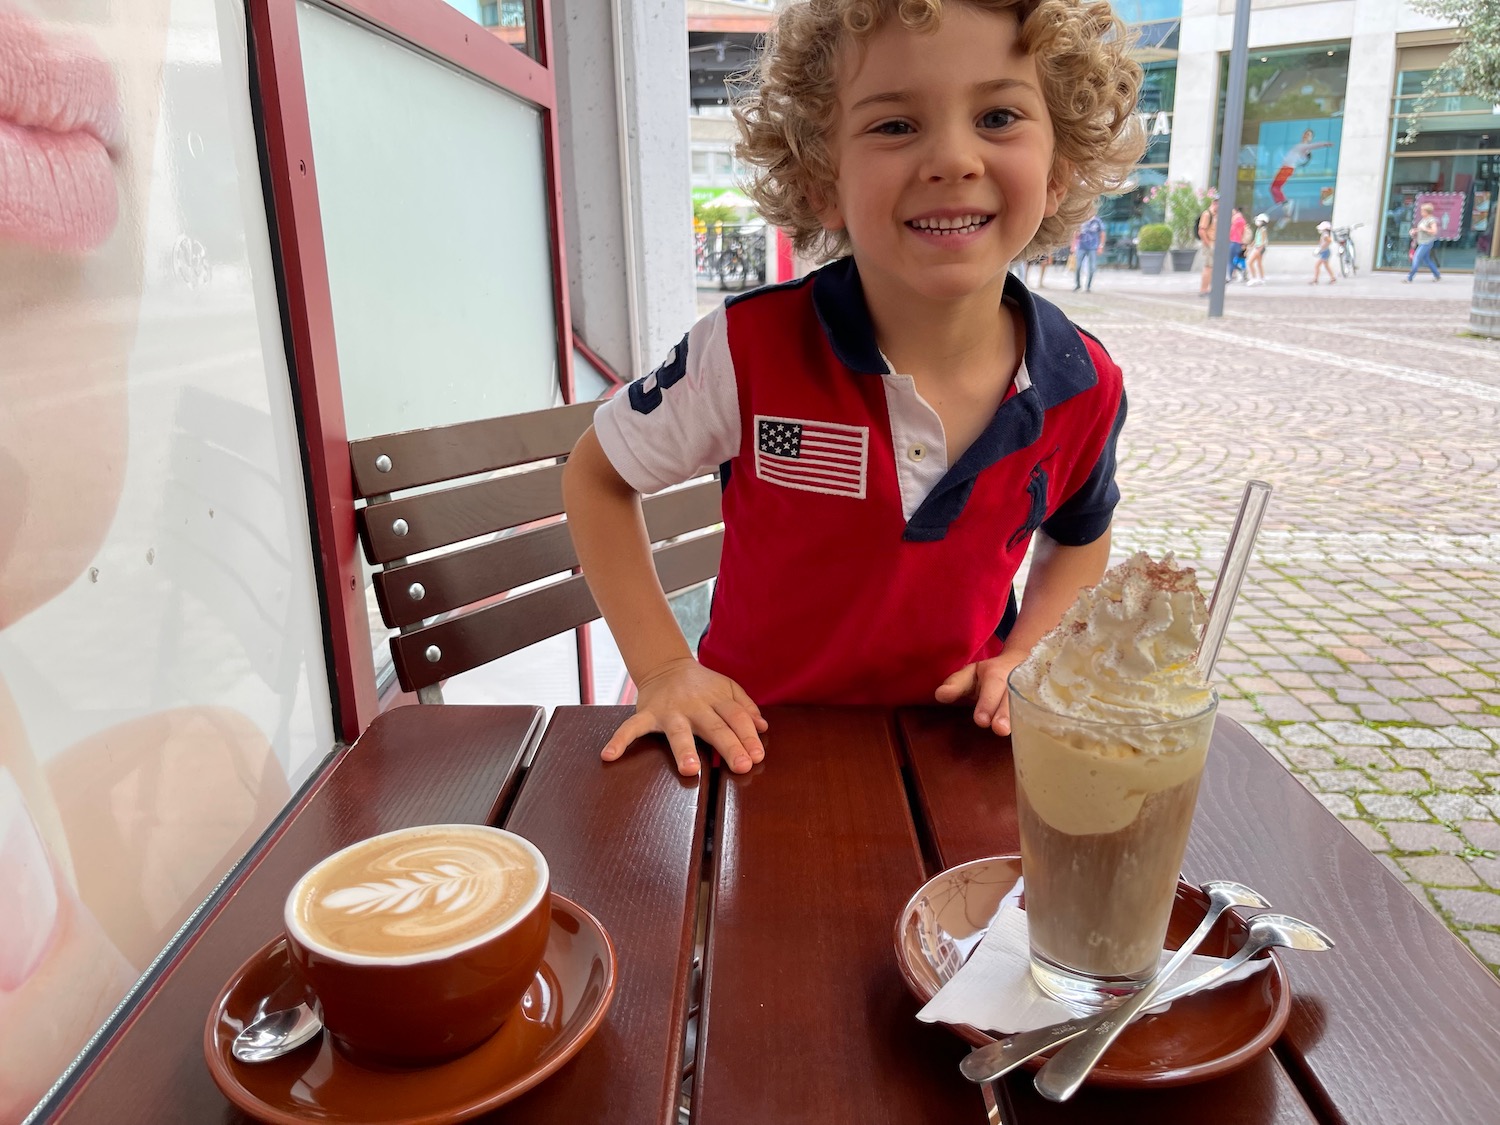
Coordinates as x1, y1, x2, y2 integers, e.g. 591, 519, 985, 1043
1161, 181, 1214, 271
1136, 223, 1171, 274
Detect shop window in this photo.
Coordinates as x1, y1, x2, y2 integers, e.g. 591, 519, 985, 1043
1378, 65, 1499, 271
1213, 42, 1350, 243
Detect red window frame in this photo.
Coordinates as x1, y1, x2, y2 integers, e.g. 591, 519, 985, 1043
249, 0, 578, 742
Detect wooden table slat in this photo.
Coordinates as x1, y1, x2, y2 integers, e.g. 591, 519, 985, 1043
493, 707, 708, 1125
898, 707, 1323, 1124
49, 704, 543, 1125
693, 706, 980, 1124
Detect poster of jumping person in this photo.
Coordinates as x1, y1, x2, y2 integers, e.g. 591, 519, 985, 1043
1256, 120, 1341, 231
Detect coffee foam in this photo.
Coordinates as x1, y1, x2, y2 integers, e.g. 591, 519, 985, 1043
287, 825, 546, 963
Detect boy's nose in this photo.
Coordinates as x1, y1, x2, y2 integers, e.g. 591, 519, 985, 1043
920, 127, 985, 183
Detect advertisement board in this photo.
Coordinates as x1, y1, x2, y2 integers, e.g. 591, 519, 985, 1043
0, 1, 333, 1117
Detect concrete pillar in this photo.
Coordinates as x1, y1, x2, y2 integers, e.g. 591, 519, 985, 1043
1338, 0, 1399, 271
551, 0, 694, 382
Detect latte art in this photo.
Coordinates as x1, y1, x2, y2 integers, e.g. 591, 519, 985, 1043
291, 826, 543, 958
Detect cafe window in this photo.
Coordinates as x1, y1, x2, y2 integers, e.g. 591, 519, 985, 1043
1377, 59, 1500, 271
439, 0, 534, 57
1213, 42, 1351, 243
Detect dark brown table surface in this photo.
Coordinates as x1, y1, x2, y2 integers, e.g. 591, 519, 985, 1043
44, 704, 1500, 1125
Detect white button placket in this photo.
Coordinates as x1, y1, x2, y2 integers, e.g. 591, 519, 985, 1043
881, 371, 947, 522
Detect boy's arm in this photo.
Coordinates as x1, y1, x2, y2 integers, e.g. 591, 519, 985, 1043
934, 529, 1111, 734
562, 427, 766, 776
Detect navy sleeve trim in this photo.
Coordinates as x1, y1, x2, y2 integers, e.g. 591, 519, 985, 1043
1040, 386, 1127, 546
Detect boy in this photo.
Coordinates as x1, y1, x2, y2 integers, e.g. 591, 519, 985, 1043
562, 0, 1144, 776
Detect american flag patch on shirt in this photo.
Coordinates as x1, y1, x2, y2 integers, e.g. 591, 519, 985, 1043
753, 415, 869, 499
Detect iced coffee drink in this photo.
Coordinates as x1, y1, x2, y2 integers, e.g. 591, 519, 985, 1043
1007, 553, 1217, 1008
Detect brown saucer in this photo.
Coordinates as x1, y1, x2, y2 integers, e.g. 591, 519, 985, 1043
204, 895, 616, 1124
894, 855, 1291, 1088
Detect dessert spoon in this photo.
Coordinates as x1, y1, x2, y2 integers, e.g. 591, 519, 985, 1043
1032, 911, 1333, 1101
962, 879, 1266, 1085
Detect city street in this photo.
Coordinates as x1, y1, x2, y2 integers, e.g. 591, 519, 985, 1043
703, 262, 1500, 973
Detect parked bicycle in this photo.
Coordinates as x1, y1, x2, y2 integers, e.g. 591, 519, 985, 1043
695, 224, 767, 292
1331, 222, 1363, 278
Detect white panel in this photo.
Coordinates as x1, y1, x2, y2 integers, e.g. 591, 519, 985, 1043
297, 1, 561, 438
0, 0, 334, 1115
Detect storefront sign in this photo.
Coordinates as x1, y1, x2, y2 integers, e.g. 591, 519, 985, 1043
1417, 192, 1466, 240
1136, 110, 1172, 136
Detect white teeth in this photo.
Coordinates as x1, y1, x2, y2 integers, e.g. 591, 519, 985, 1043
909, 215, 989, 233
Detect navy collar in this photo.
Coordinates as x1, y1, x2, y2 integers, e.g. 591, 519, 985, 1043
809, 255, 1097, 409
808, 255, 1101, 541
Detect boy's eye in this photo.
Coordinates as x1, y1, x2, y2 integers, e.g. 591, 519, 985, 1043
980, 108, 1017, 130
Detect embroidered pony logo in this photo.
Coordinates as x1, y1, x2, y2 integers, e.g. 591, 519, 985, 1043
1007, 448, 1057, 550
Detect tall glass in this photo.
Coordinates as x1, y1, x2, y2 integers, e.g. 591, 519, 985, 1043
1008, 673, 1219, 1009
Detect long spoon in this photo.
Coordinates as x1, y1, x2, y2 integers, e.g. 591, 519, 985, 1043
1031, 912, 1334, 1101
961, 879, 1265, 1085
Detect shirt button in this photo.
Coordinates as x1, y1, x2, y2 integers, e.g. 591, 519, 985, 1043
909, 443, 926, 462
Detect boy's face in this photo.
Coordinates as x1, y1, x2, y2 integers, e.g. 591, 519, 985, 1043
816, 5, 1066, 304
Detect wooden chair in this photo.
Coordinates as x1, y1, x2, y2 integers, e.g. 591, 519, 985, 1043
349, 401, 722, 703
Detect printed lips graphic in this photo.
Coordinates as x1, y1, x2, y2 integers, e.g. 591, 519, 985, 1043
0, 3, 124, 253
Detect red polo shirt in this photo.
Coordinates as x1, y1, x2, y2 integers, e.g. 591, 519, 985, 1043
593, 257, 1125, 706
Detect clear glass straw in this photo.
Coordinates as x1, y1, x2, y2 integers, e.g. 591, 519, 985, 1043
1194, 480, 1273, 679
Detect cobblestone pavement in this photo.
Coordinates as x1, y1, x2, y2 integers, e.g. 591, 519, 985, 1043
1048, 268, 1500, 974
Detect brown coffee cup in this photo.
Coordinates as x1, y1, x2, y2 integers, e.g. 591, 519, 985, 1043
283, 823, 551, 1067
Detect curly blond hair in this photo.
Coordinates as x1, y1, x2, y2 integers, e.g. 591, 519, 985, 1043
732, 0, 1145, 262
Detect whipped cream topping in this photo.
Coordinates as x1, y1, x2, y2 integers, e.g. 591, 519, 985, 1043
1012, 552, 1213, 740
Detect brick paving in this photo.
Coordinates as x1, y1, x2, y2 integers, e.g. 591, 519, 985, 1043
697, 265, 1500, 974
1048, 266, 1500, 975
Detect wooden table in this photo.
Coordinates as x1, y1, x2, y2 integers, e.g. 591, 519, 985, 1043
43, 705, 1500, 1124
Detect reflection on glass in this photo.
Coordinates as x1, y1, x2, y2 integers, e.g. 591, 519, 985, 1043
1214, 43, 1350, 243
438, 0, 533, 58
1379, 68, 1500, 271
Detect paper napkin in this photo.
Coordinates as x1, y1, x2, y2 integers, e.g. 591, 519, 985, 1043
916, 878, 1269, 1035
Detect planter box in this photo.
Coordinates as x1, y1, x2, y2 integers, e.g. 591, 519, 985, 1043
1170, 248, 1198, 272
1138, 251, 1167, 275
1471, 257, 1500, 339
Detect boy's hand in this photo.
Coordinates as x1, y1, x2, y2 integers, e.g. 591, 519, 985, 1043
601, 657, 768, 776
934, 652, 1029, 736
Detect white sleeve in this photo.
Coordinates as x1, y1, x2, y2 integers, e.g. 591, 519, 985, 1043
592, 303, 741, 494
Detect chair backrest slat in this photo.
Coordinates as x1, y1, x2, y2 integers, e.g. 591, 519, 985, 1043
390, 531, 723, 692
349, 401, 600, 496
360, 464, 567, 563
352, 403, 724, 698
373, 479, 722, 628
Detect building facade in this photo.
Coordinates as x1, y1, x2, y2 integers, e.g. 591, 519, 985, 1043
1149, 0, 1495, 272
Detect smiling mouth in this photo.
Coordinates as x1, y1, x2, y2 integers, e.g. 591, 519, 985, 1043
907, 215, 994, 235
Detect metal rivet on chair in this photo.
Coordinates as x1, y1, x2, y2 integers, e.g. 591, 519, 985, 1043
408, 582, 426, 601
392, 518, 409, 537
374, 454, 392, 473
425, 645, 442, 663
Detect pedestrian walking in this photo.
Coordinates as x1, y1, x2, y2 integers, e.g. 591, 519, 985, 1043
1246, 213, 1269, 285
1227, 206, 1247, 282
1074, 213, 1105, 292
1310, 220, 1337, 285
1405, 203, 1442, 282
1024, 250, 1050, 288
1197, 200, 1218, 297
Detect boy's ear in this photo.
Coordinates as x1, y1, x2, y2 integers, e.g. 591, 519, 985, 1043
810, 182, 846, 233
1043, 157, 1074, 218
